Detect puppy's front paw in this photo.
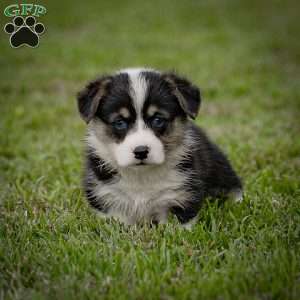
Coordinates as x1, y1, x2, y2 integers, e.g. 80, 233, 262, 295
230, 189, 243, 203
181, 217, 197, 231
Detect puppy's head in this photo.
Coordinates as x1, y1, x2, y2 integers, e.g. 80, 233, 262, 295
77, 68, 201, 168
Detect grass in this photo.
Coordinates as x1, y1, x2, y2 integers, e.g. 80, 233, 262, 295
0, 0, 300, 299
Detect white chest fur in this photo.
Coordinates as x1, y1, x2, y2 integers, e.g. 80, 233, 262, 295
93, 163, 188, 225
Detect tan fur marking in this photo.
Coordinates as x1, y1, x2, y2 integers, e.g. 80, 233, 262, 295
119, 107, 130, 118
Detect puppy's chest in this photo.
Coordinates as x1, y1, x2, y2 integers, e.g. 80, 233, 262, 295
119, 170, 183, 201
96, 166, 188, 223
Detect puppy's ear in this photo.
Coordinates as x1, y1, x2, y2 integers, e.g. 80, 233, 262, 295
163, 72, 201, 119
77, 76, 111, 123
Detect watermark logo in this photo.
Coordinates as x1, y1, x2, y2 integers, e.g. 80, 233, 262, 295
3, 4, 46, 48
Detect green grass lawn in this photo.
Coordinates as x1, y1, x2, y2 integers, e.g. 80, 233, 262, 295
0, 0, 299, 299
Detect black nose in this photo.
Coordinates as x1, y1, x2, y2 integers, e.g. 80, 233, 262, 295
133, 145, 149, 160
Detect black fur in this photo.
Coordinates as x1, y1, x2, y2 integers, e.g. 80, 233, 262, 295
162, 72, 201, 119
96, 73, 137, 142
142, 71, 187, 137
174, 123, 242, 223
84, 150, 118, 212
86, 151, 117, 182
77, 75, 112, 123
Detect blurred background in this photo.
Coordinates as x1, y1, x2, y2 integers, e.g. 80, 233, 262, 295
0, 0, 300, 159
1, 0, 299, 185
0, 1, 299, 299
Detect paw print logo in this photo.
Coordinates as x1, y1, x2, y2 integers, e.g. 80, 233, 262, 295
4, 16, 45, 48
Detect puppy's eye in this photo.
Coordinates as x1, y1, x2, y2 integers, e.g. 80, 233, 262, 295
151, 116, 167, 128
112, 119, 128, 131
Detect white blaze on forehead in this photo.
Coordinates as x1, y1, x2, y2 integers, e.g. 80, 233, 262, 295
118, 67, 159, 75
117, 68, 160, 114
128, 70, 148, 113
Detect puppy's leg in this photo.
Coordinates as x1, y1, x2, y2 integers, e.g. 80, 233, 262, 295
181, 217, 198, 230
171, 203, 200, 229
229, 188, 244, 203
151, 210, 169, 225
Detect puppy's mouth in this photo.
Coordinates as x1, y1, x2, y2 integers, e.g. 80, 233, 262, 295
132, 158, 165, 167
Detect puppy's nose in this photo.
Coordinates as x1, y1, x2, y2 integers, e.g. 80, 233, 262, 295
133, 145, 149, 160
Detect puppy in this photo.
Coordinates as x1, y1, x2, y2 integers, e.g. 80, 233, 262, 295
77, 68, 242, 226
